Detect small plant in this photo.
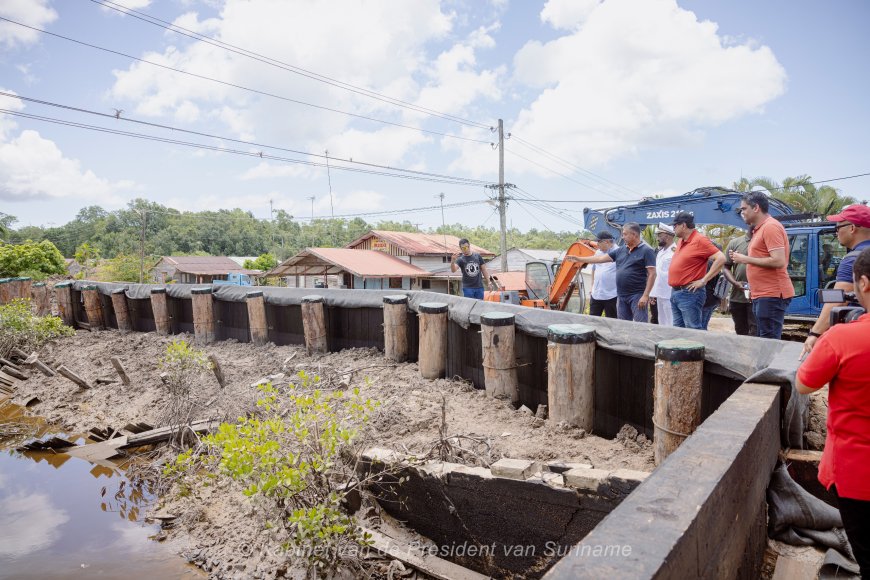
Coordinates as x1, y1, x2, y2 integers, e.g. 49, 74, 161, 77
0, 298, 74, 358
166, 377, 388, 576
158, 340, 212, 444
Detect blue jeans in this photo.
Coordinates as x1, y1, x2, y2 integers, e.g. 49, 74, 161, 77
701, 305, 716, 330
753, 297, 792, 339
462, 287, 484, 299
671, 289, 705, 329
617, 293, 648, 322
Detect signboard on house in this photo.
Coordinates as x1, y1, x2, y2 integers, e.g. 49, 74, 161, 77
371, 238, 389, 252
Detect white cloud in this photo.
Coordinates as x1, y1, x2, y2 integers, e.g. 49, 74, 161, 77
540, 0, 601, 30
0, 491, 70, 558
99, 0, 153, 12
451, 0, 787, 177
0, 0, 57, 48
0, 92, 135, 202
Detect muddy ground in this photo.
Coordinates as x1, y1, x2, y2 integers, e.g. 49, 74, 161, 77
8, 329, 656, 579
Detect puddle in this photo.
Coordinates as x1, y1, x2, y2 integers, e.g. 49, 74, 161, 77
0, 399, 203, 579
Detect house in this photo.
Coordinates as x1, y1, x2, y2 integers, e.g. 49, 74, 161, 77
151, 256, 259, 284
267, 248, 428, 290
268, 230, 495, 293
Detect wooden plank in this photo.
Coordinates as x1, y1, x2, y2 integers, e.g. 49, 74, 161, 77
57, 365, 91, 389
362, 528, 489, 580
110, 357, 131, 385
122, 419, 219, 448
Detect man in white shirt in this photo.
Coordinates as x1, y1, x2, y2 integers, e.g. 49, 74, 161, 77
589, 231, 618, 317
650, 223, 677, 326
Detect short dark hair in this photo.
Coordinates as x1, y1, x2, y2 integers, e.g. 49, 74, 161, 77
458, 238, 470, 247
596, 231, 614, 241
742, 191, 770, 213
854, 247, 870, 284
623, 222, 641, 235
672, 211, 695, 228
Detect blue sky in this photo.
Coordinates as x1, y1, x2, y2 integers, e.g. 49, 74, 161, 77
1, 0, 868, 232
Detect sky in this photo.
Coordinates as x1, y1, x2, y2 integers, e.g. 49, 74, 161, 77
1, 0, 868, 233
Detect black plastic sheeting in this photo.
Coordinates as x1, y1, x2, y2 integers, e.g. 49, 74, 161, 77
71, 281, 805, 446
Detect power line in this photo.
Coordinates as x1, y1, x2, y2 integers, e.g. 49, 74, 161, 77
89, 0, 492, 130
0, 91, 492, 186
0, 16, 491, 145
510, 135, 641, 198
0, 108, 492, 187
505, 147, 631, 201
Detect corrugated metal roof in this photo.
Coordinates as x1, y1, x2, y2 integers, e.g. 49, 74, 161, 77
268, 248, 429, 278
519, 248, 564, 261
347, 230, 494, 256
155, 256, 257, 276
492, 271, 526, 291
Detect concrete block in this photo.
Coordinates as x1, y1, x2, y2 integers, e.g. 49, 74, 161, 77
362, 447, 403, 465
541, 471, 565, 488
490, 458, 535, 480
607, 468, 650, 495
546, 460, 593, 474
564, 467, 610, 492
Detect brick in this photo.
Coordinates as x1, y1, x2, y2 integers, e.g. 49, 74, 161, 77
546, 460, 593, 474
490, 458, 535, 480
564, 467, 610, 492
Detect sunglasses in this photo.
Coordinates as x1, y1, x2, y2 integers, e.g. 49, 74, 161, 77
835, 222, 854, 231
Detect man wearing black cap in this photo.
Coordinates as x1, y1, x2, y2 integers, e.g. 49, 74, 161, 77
589, 231, 618, 318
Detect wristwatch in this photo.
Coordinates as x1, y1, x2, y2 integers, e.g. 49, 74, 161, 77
807, 330, 822, 338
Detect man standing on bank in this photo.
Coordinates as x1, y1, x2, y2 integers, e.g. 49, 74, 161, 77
730, 191, 795, 339
650, 223, 677, 326
797, 248, 870, 578
801, 204, 870, 357
451, 238, 493, 299
722, 230, 757, 336
667, 212, 726, 329
566, 223, 656, 322
589, 231, 618, 318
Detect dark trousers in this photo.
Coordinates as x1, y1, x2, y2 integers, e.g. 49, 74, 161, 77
835, 487, 870, 577
589, 297, 617, 318
730, 301, 757, 336
752, 297, 791, 339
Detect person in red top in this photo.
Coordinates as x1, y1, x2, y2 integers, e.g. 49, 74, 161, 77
667, 211, 725, 329
730, 191, 795, 339
797, 247, 870, 577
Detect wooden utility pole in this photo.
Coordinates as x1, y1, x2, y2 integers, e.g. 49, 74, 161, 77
138, 209, 147, 284
498, 119, 508, 273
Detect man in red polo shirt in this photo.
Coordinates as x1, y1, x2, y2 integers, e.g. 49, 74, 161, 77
797, 247, 870, 577
729, 191, 795, 339
667, 211, 726, 329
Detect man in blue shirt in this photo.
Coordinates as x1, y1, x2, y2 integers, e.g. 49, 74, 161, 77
566, 223, 656, 322
801, 204, 870, 357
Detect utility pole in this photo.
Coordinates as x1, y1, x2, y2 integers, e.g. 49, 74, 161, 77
138, 209, 147, 284
325, 150, 334, 219
308, 196, 315, 220
437, 192, 448, 251
498, 119, 508, 273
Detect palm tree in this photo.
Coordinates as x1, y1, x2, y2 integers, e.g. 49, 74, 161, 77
733, 175, 857, 216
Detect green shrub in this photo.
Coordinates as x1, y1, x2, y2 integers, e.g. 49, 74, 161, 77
0, 298, 74, 357
0, 240, 66, 278
166, 376, 383, 574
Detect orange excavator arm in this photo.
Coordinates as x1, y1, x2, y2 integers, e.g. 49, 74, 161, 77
548, 240, 598, 309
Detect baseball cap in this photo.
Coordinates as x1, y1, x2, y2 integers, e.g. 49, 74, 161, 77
827, 205, 870, 228
655, 222, 675, 235
596, 231, 615, 241
671, 211, 694, 227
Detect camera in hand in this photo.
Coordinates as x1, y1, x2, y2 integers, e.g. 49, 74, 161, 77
819, 288, 865, 325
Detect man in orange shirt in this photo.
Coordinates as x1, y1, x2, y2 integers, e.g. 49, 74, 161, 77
730, 191, 795, 339
797, 248, 870, 576
667, 212, 726, 329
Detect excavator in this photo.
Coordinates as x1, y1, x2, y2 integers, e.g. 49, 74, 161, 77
485, 240, 598, 312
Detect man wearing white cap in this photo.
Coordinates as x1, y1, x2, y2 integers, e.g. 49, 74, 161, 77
650, 223, 677, 326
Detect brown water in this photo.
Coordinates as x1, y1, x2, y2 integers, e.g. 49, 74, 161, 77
0, 400, 203, 579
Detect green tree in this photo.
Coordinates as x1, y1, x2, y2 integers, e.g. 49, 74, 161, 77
733, 175, 858, 216
243, 253, 278, 271
0, 240, 66, 279
74, 242, 101, 279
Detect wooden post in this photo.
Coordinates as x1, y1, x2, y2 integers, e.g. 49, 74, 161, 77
0, 278, 10, 305
208, 354, 226, 388
81, 285, 104, 330
6, 277, 21, 301
383, 295, 409, 363
653, 339, 705, 465
418, 302, 448, 379
18, 277, 32, 301
53, 282, 74, 326
31, 282, 51, 316
110, 356, 131, 385
481, 312, 519, 403
111, 288, 132, 333
547, 324, 596, 430
57, 365, 91, 389
191, 287, 215, 345
246, 290, 269, 345
301, 295, 328, 354
150, 287, 171, 335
